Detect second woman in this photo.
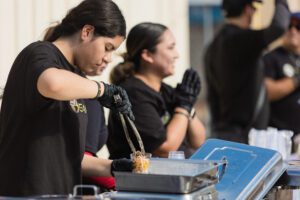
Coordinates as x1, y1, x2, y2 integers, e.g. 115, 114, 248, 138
107, 22, 206, 159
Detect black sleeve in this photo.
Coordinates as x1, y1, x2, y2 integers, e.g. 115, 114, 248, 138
131, 91, 166, 153
263, 0, 290, 46
227, 0, 290, 55
24, 44, 61, 111
27, 44, 62, 89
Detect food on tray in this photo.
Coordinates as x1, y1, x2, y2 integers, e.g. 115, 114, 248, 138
132, 151, 150, 173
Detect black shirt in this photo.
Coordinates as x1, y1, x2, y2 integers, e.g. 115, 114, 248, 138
85, 99, 108, 155
264, 47, 300, 134
107, 76, 175, 159
0, 41, 87, 196
205, 24, 270, 142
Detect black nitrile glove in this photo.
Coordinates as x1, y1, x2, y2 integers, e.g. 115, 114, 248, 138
98, 82, 135, 121
174, 69, 201, 113
111, 158, 133, 176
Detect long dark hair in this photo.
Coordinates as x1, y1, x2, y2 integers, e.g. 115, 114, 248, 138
110, 22, 167, 85
44, 0, 126, 42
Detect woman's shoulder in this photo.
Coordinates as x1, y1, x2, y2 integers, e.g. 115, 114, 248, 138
19, 41, 62, 62
120, 77, 152, 92
25, 41, 56, 52
120, 76, 162, 100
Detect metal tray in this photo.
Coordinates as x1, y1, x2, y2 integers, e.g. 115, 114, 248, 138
114, 158, 226, 194
105, 185, 218, 200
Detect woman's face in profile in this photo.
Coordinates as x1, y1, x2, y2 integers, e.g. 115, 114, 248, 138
150, 29, 179, 78
74, 28, 124, 76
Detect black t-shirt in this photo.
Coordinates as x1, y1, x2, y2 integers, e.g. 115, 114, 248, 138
107, 76, 176, 159
0, 41, 87, 196
204, 24, 270, 142
85, 99, 108, 155
263, 47, 300, 134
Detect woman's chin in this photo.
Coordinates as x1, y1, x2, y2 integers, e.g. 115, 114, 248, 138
86, 71, 102, 77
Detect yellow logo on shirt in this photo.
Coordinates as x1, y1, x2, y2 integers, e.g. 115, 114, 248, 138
161, 111, 170, 125
69, 100, 87, 113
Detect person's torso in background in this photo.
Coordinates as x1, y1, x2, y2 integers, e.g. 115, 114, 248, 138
264, 47, 300, 134
204, 24, 269, 142
85, 99, 108, 155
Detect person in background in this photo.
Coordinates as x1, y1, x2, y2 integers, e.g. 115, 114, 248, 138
108, 22, 206, 159
0, 0, 134, 196
204, 0, 290, 143
263, 12, 300, 142
82, 100, 116, 191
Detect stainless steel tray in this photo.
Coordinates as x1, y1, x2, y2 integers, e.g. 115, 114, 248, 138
105, 185, 218, 200
114, 158, 226, 194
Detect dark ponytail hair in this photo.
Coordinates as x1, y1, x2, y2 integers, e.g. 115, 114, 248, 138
110, 22, 167, 85
43, 0, 126, 42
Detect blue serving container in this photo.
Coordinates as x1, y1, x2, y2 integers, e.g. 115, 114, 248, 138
190, 139, 287, 200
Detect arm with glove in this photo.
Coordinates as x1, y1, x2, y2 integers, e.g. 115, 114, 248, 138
153, 69, 205, 157
97, 81, 135, 121
82, 154, 132, 177
173, 69, 206, 149
37, 68, 134, 120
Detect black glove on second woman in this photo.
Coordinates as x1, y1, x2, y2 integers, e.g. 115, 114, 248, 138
98, 82, 135, 121
174, 69, 201, 113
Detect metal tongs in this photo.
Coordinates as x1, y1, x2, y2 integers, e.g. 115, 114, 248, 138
114, 95, 145, 155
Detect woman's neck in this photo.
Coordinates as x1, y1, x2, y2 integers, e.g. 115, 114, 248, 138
134, 72, 162, 92
53, 38, 75, 65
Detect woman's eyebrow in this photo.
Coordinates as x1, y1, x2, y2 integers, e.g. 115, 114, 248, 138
106, 43, 116, 50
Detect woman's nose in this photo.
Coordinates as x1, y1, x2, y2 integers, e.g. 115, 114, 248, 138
174, 49, 179, 59
103, 52, 112, 63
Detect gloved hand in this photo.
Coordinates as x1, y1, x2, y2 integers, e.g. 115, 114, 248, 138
98, 82, 135, 121
174, 69, 201, 113
111, 158, 133, 176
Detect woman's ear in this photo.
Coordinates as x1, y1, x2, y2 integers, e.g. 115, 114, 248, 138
80, 25, 95, 41
141, 49, 154, 64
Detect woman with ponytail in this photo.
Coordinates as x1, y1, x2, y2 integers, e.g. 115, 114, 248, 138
0, 0, 134, 196
107, 22, 206, 159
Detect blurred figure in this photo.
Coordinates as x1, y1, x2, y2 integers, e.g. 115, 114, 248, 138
108, 22, 206, 159
82, 100, 116, 191
263, 12, 300, 140
204, 0, 290, 143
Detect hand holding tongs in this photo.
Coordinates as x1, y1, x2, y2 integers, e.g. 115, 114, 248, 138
113, 95, 145, 155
